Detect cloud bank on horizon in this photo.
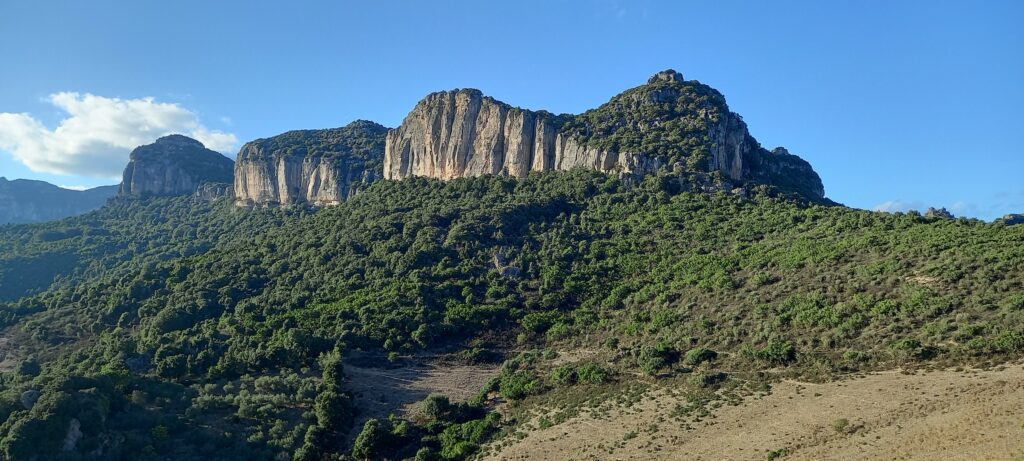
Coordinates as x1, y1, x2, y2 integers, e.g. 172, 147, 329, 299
0, 93, 236, 180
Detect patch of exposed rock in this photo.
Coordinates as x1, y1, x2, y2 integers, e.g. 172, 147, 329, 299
383, 89, 662, 182
195, 183, 234, 201
384, 70, 825, 201
62, 418, 82, 451
234, 121, 388, 206
119, 135, 234, 196
997, 213, 1024, 226
19, 389, 40, 410
926, 207, 956, 220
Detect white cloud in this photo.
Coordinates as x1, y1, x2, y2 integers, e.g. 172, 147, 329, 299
873, 200, 924, 213
948, 200, 978, 216
58, 184, 90, 191
0, 92, 237, 179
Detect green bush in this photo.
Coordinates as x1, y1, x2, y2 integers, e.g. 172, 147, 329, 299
551, 366, 577, 386
439, 413, 499, 460
422, 394, 453, 421
637, 343, 679, 375
499, 371, 539, 400
684, 348, 717, 366
352, 418, 391, 460
576, 363, 610, 384
756, 340, 796, 365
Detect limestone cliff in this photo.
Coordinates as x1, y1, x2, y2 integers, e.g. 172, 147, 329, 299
385, 70, 825, 201
233, 121, 387, 206
119, 135, 234, 196
383, 89, 661, 181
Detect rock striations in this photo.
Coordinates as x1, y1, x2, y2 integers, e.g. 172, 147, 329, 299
383, 89, 661, 181
230, 70, 826, 207
120, 135, 234, 196
385, 70, 825, 200
233, 121, 388, 206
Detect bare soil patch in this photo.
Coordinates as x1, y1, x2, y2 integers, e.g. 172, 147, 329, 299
343, 353, 500, 439
484, 364, 1024, 460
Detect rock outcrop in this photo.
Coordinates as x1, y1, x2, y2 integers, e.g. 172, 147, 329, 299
19, 389, 40, 410
119, 135, 234, 196
925, 207, 956, 220
234, 121, 388, 206
383, 89, 662, 181
194, 183, 234, 201
997, 213, 1024, 226
385, 70, 826, 201
62, 418, 82, 451
0, 178, 117, 224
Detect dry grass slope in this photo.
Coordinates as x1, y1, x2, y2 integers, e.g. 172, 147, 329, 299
484, 364, 1024, 461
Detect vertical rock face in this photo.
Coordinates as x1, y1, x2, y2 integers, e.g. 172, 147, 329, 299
742, 147, 825, 200
234, 121, 388, 206
119, 135, 234, 196
383, 90, 540, 180
194, 183, 234, 201
383, 90, 663, 181
385, 70, 826, 201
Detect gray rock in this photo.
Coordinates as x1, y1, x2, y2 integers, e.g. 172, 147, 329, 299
648, 69, 684, 84
384, 89, 663, 182
383, 73, 825, 201
19, 389, 40, 410
194, 183, 234, 201
926, 207, 955, 220
62, 418, 82, 451
120, 135, 234, 196
492, 252, 520, 278
234, 121, 387, 207
997, 213, 1024, 226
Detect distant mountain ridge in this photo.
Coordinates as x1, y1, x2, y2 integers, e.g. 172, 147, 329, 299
0, 177, 116, 224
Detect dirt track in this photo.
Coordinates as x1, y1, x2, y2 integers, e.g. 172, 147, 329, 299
484, 364, 1024, 460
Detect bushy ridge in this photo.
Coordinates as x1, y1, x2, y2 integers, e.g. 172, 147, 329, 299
239, 120, 388, 165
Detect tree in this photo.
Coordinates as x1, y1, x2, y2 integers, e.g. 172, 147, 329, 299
352, 418, 390, 460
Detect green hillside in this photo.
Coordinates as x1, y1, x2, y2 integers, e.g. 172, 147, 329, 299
0, 171, 1021, 460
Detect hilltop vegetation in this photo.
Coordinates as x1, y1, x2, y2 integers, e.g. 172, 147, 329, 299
0, 170, 1022, 459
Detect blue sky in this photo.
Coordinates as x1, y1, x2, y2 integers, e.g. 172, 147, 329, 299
1, 1, 1021, 219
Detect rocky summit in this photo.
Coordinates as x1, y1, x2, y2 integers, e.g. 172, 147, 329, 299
384, 70, 825, 201
119, 135, 234, 196
233, 121, 388, 206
